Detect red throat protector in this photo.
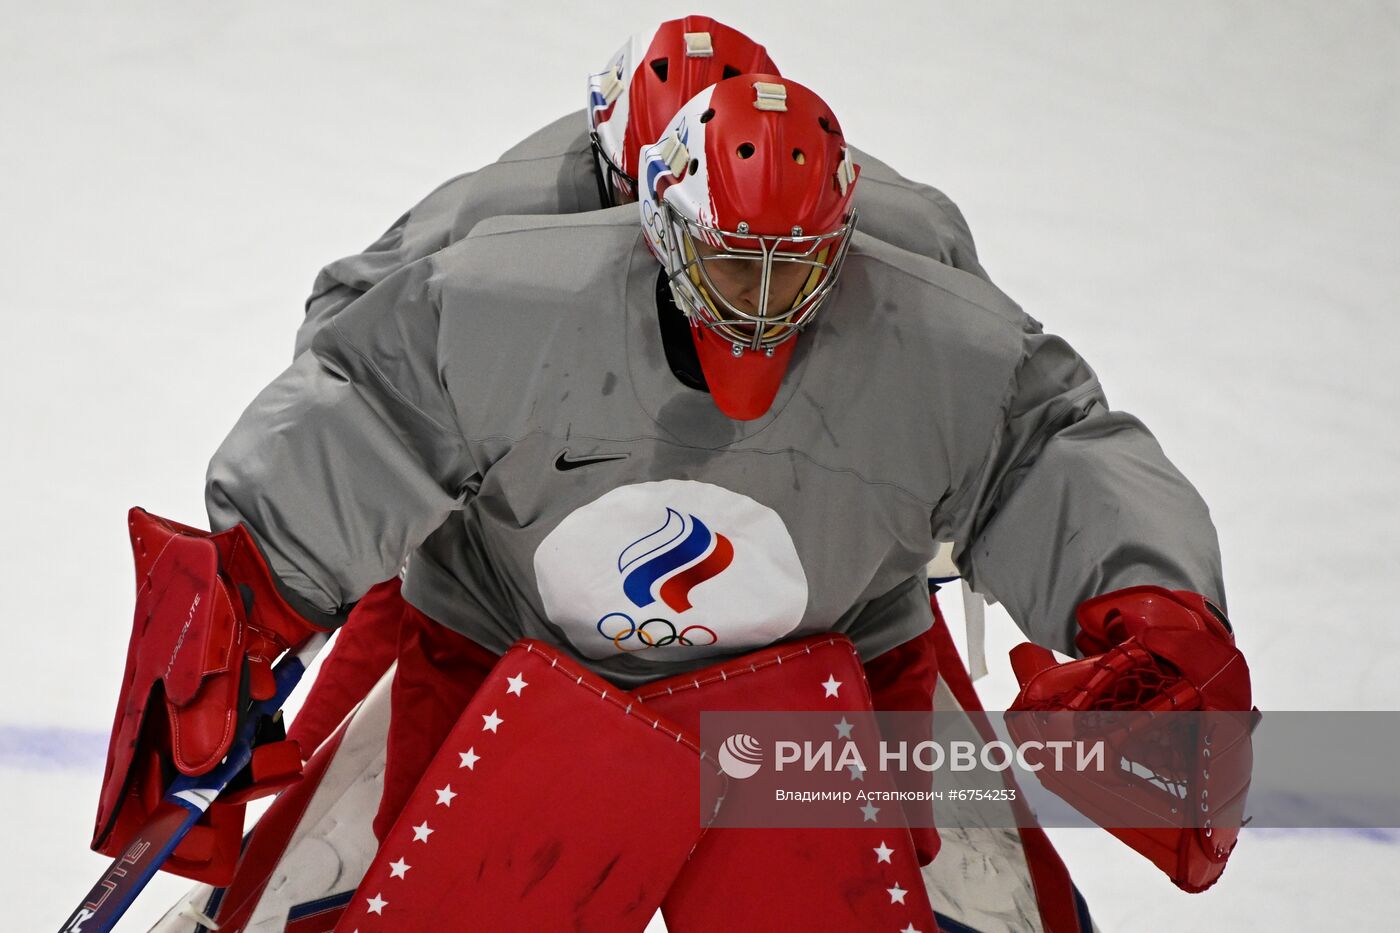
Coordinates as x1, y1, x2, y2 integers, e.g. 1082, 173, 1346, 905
691, 325, 797, 420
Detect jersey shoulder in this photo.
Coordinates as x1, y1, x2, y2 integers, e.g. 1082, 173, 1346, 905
848, 146, 970, 228
445, 112, 599, 236
847, 231, 1029, 337
839, 232, 1042, 418
464, 202, 639, 242
495, 110, 592, 162
429, 206, 642, 314
846, 146, 984, 278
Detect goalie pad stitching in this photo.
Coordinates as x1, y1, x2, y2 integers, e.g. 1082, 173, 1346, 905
635, 635, 855, 701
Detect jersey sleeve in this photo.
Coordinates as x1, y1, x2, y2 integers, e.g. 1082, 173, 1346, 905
295, 172, 476, 357
946, 328, 1225, 656
210, 256, 478, 622
918, 187, 988, 283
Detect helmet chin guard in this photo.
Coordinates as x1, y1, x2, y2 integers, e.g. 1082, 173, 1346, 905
690, 325, 799, 421
640, 75, 861, 420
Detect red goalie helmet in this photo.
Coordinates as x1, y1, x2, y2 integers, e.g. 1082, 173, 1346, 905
639, 75, 860, 420
587, 17, 778, 206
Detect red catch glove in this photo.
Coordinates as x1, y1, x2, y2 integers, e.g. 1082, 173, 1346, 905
91, 508, 333, 884
1007, 586, 1257, 893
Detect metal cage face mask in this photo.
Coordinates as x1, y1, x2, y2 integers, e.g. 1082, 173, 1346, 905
589, 131, 639, 208
659, 201, 858, 354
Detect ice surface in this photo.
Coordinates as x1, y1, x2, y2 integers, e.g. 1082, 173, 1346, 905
2, 1, 1396, 929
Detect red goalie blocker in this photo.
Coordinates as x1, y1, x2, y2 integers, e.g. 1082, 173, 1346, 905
1006, 586, 1258, 893
91, 509, 330, 883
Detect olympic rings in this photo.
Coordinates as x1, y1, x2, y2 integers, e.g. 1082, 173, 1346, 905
596, 612, 718, 652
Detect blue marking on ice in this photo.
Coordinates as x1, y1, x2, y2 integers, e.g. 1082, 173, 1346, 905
0, 724, 107, 772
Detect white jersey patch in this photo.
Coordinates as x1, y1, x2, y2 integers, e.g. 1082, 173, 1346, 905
534, 480, 808, 661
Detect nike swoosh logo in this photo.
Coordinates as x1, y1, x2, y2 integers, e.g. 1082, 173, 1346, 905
554, 450, 630, 472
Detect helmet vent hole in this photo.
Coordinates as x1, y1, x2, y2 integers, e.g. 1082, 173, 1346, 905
650, 58, 669, 82
818, 115, 840, 136
699, 108, 715, 124
722, 64, 741, 79
737, 142, 755, 159
792, 149, 805, 165
688, 158, 700, 175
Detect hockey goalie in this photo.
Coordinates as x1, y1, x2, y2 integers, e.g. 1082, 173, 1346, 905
86, 20, 1255, 933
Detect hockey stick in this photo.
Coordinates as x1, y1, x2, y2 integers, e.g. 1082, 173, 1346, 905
58, 632, 330, 933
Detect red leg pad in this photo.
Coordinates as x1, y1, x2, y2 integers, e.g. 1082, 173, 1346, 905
637, 635, 939, 933
336, 640, 720, 932
863, 625, 941, 865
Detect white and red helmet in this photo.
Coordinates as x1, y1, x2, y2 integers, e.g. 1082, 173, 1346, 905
639, 75, 860, 420
587, 17, 778, 206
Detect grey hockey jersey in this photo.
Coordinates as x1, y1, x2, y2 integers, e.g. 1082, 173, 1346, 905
208, 207, 1224, 688
294, 110, 987, 356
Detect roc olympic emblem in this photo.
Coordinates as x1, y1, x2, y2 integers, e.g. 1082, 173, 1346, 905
598, 508, 734, 651
534, 480, 809, 662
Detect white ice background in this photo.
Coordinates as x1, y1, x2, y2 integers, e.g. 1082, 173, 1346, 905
1, 1, 1397, 929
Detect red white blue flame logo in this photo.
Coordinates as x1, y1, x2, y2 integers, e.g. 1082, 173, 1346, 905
619, 508, 735, 613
